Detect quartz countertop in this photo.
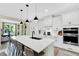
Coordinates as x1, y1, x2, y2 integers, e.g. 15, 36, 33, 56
11, 35, 55, 53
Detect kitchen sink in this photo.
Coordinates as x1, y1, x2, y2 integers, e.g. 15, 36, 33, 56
30, 37, 42, 40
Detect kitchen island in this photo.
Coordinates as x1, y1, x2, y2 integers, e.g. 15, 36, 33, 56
11, 35, 55, 56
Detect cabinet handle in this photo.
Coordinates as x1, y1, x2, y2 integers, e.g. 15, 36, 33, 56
69, 22, 71, 24
68, 48, 72, 50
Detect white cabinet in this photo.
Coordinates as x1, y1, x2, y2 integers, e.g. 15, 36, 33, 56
44, 43, 54, 56
54, 43, 79, 56
57, 48, 79, 56
53, 15, 62, 30
62, 11, 79, 25
38, 16, 53, 29
62, 14, 71, 25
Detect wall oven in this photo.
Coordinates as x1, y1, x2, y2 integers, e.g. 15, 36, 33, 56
63, 27, 79, 46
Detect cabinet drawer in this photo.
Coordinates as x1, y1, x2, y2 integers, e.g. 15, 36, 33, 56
57, 49, 79, 56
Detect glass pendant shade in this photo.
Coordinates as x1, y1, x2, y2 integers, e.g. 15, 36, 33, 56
20, 21, 23, 24
34, 16, 38, 20
20, 9, 23, 11
26, 19, 29, 22
26, 4, 29, 7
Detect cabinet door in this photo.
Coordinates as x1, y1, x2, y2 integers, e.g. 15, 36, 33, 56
70, 12, 79, 25
62, 13, 72, 25
38, 16, 53, 28
44, 43, 54, 56
57, 48, 78, 56
62, 11, 79, 25
53, 16, 62, 30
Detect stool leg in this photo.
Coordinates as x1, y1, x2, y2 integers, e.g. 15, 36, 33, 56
22, 45, 24, 56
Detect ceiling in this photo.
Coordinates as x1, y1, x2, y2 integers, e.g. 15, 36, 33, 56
0, 3, 79, 21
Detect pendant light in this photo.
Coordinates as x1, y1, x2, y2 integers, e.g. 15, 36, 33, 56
34, 4, 38, 20
26, 4, 29, 22
20, 21, 23, 24
20, 9, 23, 24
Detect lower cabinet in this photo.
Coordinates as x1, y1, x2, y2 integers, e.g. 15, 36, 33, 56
55, 48, 79, 56
44, 43, 54, 56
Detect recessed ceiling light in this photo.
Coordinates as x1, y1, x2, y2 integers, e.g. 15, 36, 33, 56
44, 9, 48, 12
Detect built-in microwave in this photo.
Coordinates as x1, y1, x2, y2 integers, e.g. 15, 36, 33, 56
63, 28, 79, 46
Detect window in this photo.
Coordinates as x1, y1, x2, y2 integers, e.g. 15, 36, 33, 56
3, 22, 15, 35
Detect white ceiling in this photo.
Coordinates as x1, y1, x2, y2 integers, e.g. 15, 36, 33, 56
0, 3, 79, 21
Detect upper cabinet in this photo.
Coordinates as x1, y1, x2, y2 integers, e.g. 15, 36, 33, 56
52, 15, 62, 30
62, 11, 79, 25
38, 16, 53, 29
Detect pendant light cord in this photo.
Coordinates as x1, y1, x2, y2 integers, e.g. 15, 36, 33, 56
20, 9, 23, 24
27, 5, 28, 19
20, 9, 23, 20
26, 4, 29, 20
34, 4, 38, 20
35, 4, 37, 16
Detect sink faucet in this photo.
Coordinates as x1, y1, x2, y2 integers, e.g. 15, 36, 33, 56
32, 31, 35, 38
